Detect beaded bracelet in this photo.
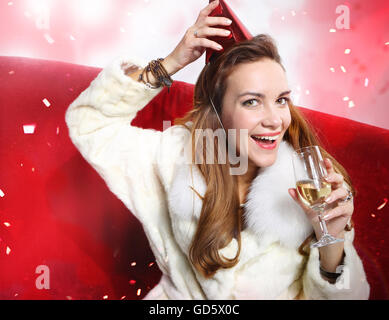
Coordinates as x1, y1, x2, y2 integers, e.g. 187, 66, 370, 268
138, 58, 173, 91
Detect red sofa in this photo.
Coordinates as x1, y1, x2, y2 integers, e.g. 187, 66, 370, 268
0, 56, 388, 300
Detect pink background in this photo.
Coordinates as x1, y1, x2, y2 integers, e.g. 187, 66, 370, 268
1, 0, 388, 129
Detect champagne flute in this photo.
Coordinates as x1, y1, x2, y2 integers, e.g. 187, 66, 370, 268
292, 145, 344, 248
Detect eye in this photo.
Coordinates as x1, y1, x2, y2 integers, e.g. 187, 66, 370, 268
277, 97, 290, 106
242, 99, 259, 107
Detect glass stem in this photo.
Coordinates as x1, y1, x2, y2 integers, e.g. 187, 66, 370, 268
318, 207, 329, 236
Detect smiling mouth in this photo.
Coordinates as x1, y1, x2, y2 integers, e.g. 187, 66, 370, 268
251, 135, 279, 149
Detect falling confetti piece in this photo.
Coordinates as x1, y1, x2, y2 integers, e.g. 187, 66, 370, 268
8, 2, 13, 5
330, 67, 335, 72
344, 48, 351, 54
120, 296, 126, 300
291, 10, 296, 16
47, 142, 52, 147
120, 27, 125, 33
32, 167, 35, 172
385, 42, 389, 46
56, 126, 60, 135
6, 246, 11, 255
364, 78, 369, 87
9, 70, 14, 75
136, 289, 141, 296
129, 280, 136, 285
69, 35, 76, 41
66, 296, 73, 300
20, 163, 23, 167
343, 96, 349, 101
377, 198, 388, 210
281, 16, 285, 21
340, 66, 346, 73
305, 90, 310, 95
348, 100, 355, 108
148, 262, 155, 267
23, 124, 36, 134
44, 33, 55, 44
3, 222, 11, 227
42, 98, 51, 107
14, 293, 18, 297
0, 189, 4, 197
371, 213, 376, 218
103, 295, 108, 300
130, 261, 136, 266
329, 28, 336, 33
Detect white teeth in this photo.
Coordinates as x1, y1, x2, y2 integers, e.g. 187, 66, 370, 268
252, 134, 280, 141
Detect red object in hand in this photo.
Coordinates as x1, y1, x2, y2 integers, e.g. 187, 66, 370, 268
206, 0, 253, 63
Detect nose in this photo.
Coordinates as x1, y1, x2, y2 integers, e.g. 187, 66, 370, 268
261, 106, 282, 129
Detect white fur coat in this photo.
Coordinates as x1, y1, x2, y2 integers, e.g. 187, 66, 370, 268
65, 54, 370, 300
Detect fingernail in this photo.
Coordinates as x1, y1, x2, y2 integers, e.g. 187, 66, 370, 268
217, 44, 223, 50
325, 196, 332, 203
226, 19, 232, 25
224, 29, 231, 35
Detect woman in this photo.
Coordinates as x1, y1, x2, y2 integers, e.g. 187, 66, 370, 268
65, 0, 370, 299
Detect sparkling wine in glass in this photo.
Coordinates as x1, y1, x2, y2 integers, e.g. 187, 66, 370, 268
292, 146, 344, 248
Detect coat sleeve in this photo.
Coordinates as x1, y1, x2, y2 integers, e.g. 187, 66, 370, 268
64, 54, 190, 276
302, 227, 370, 300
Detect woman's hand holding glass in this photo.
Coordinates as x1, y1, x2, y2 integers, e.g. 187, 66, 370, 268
289, 146, 354, 248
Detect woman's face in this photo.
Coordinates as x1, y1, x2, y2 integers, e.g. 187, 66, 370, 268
221, 58, 292, 169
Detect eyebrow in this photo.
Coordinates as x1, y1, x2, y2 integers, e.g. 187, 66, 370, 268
238, 90, 292, 99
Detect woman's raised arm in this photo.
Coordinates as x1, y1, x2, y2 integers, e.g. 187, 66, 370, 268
64, 0, 233, 277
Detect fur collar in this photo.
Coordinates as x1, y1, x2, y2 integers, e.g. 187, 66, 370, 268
168, 137, 313, 253
243, 139, 313, 249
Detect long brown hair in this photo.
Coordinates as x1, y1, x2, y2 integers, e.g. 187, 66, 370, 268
174, 34, 354, 279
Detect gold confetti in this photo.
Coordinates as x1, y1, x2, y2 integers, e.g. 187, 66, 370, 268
130, 261, 136, 266
148, 262, 155, 267
120, 296, 126, 300
136, 289, 141, 296
3, 222, 11, 227
103, 295, 108, 300
6, 246, 11, 255
340, 65, 347, 73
